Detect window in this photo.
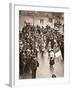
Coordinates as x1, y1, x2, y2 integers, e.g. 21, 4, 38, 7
40, 19, 44, 24
49, 18, 52, 23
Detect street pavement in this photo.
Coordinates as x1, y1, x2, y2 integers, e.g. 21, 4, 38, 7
19, 50, 64, 79
36, 50, 64, 78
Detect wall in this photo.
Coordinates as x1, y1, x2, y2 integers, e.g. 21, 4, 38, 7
19, 15, 55, 31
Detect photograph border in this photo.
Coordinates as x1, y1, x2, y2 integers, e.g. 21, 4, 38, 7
9, 3, 70, 87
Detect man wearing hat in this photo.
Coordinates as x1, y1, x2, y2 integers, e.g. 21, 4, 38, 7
31, 57, 39, 78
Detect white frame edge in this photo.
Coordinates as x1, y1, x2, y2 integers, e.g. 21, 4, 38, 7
9, 3, 15, 87
9, 3, 70, 87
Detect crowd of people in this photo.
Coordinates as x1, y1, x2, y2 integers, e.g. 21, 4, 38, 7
19, 22, 64, 78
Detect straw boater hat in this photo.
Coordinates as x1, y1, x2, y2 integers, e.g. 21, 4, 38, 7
50, 49, 54, 52
27, 49, 30, 52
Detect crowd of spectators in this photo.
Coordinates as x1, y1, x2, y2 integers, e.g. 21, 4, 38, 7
19, 22, 64, 78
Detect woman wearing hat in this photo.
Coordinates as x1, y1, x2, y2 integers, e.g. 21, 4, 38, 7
49, 49, 55, 67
